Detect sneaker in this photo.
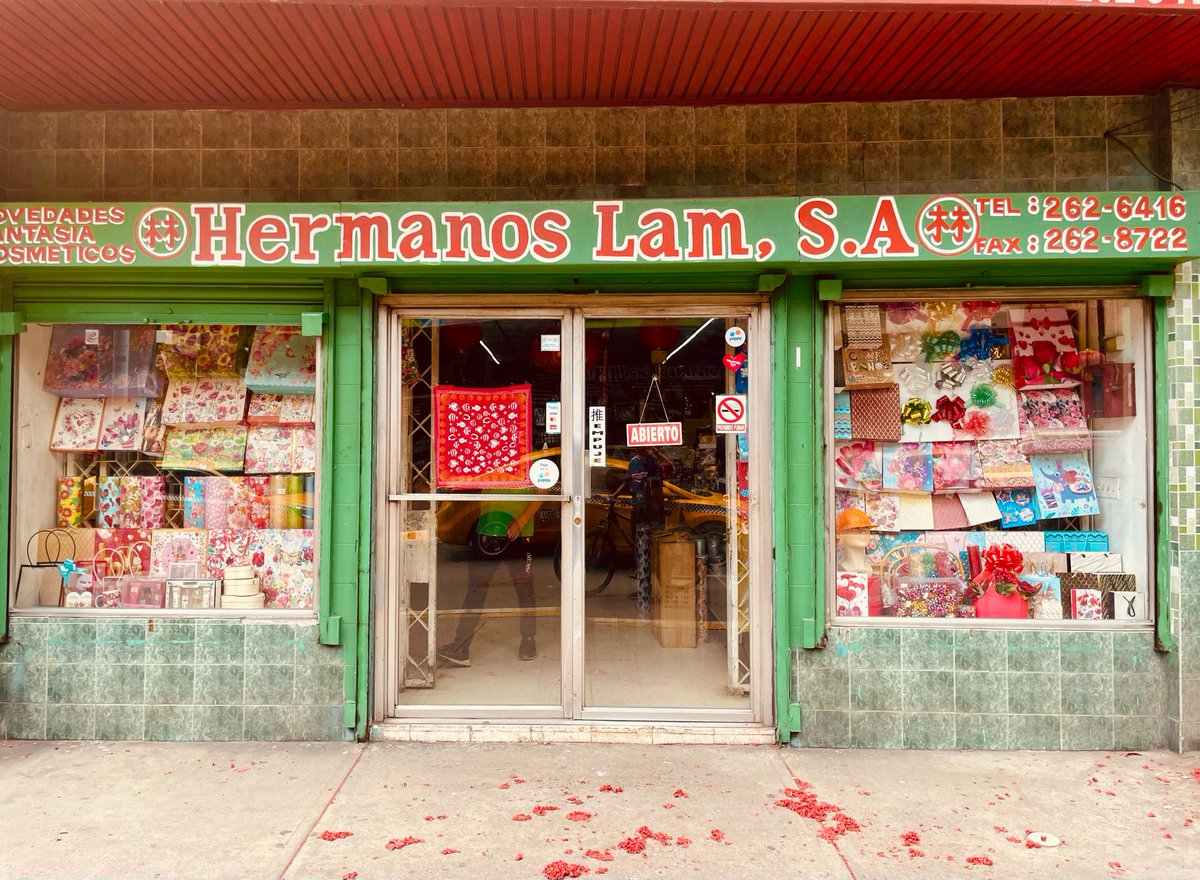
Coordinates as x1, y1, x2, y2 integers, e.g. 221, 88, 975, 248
437, 645, 470, 668
518, 637, 537, 661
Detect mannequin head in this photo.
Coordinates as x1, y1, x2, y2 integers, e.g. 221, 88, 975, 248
835, 507, 874, 571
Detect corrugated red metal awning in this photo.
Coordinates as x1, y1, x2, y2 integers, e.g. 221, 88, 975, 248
0, 1, 1198, 110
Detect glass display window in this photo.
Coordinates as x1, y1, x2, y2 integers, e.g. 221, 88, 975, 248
10, 322, 321, 614
827, 296, 1153, 625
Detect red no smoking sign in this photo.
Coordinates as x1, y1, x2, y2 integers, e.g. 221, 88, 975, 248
715, 394, 747, 433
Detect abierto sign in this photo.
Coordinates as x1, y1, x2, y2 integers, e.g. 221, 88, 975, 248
626, 422, 683, 447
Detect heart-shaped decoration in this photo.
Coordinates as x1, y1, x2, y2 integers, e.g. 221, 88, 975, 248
723, 353, 746, 371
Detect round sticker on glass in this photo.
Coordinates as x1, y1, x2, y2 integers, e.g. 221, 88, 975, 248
529, 459, 560, 489
725, 326, 747, 347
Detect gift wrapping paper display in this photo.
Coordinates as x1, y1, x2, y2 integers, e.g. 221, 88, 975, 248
247, 528, 316, 609
97, 398, 147, 451
243, 327, 318, 394
161, 426, 248, 471
149, 529, 207, 577
246, 392, 316, 425
433, 384, 533, 488
50, 398, 104, 452
158, 324, 246, 378
42, 324, 161, 398
161, 378, 248, 427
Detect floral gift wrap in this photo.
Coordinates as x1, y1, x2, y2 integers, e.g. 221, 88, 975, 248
157, 325, 248, 378
247, 528, 316, 609
243, 327, 318, 394
161, 378, 248, 427
161, 426, 248, 471
43, 325, 161, 398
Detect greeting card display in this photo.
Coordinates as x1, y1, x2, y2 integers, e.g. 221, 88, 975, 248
835, 570, 869, 616
50, 398, 104, 452
149, 529, 207, 577
865, 493, 900, 532
931, 442, 978, 491
243, 327, 318, 394
975, 440, 1035, 488
98, 398, 147, 451
833, 440, 883, 491
1010, 307, 1081, 390
841, 337, 894, 388
1031, 453, 1099, 519
433, 384, 533, 488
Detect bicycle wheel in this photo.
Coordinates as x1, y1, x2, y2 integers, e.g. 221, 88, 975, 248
582, 528, 616, 597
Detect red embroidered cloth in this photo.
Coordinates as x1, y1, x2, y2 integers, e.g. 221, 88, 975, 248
433, 384, 533, 488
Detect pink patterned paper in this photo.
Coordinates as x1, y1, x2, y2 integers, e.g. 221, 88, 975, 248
248, 528, 315, 609
247, 392, 316, 426
203, 477, 232, 529
205, 528, 255, 577
1010, 307, 1081, 390
244, 426, 294, 474
161, 426, 248, 471
247, 477, 271, 528
98, 398, 147, 451
50, 398, 104, 452
433, 384, 533, 488
118, 476, 142, 528
93, 528, 152, 577
243, 327, 318, 393
150, 529, 208, 577
161, 378, 248, 427
292, 426, 317, 473
139, 476, 166, 528
864, 492, 900, 532
96, 477, 122, 529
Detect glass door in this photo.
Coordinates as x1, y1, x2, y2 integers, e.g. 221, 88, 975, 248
575, 312, 757, 718
380, 310, 572, 715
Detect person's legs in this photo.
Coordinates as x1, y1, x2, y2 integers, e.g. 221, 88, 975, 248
438, 554, 501, 666
515, 543, 537, 660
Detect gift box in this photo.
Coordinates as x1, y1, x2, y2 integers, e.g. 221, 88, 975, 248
247, 392, 316, 426
62, 570, 95, 608
92, 529, 152, 578
243, 327, 318, 394
93, 576, 123, 608
43, 324, 162, 398
119, 576, 167, 609
165, 578, 219, 609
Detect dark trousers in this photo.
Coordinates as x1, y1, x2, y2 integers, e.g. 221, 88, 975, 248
450, 542, 537, 654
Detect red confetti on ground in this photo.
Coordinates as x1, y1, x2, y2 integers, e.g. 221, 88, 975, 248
1155, 776, 1171, 784
676, 836, 692, 847
710, 829, 725, 842
515, 853, 524, 861
817, 813, 861, 842
966, 856, 994, 866
1164, 833, 1173, 839
908, 848, 925, 859
319, 830, 353, 841
901, 831, 921, 846
993, 825, 1007, 833
585, 850, 614, 861
500, 782, 510, 789
1007, 836, 1021, 843
618, 837, 647, 855
441, 848, 459, 855
1026, 840, 1042, 849
1105, 790, 1116, 796
638, 826, 671, 844
857, 790, 872, 796
543, 860, 589, 879
598, 784, 623, 793
567, 812, 593, 822
674, 789, 689, 798
342, 874, 357, 879
567, 796, 584, 805
513, 778, 527, 784
533, 805, 560, 816
1186, 818, 1195, 827
1109, 862, 1122, 869
1148, 812, 1156, 817
596, 869, 608, 875
513, 813, 533, 821
662, 803, 676, 809
385, 837, 423, 851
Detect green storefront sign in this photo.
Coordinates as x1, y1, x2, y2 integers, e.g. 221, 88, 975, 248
0, 193, 1195, 271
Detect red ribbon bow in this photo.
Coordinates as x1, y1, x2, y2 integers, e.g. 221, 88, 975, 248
961, 300, 1001, 329
932, 395, 965, 428
972, 543, 1032, 596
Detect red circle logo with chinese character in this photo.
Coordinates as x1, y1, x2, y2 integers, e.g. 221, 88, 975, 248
135, 205, 191, 260
916, 196, 979, 257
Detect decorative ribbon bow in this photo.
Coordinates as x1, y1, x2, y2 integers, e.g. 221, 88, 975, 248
1025, 316, 1058, 332
57, 558, 78, 579
922, 331, 961, 362
971, 543, 1036, 597
961, 300, 1001, 329
901, 397, 933, 425
924, 301, 960, 328
958, 410, 992, 437
959, 327, 1009, 361
896, 364, 932, 392
935, 361, 969, 389
932, 395, 966, 428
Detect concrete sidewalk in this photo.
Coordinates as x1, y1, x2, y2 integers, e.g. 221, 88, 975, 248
0, 740, 1196, 880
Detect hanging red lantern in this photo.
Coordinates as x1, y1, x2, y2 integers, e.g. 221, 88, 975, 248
440, 321, 482, 352
637, 323, 680, 351
584, 331, 604, 370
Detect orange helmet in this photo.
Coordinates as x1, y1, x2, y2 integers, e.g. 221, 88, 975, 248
835, 507, 873, 533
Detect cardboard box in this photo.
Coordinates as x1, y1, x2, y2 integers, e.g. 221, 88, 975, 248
652, 530, 697, 648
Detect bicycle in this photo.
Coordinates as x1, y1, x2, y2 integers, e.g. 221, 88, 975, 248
551, 492, 636, 597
